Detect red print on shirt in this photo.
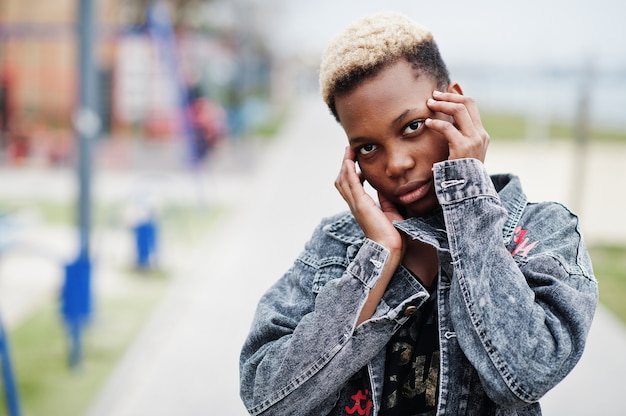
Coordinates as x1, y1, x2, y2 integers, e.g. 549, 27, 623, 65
510, 226, 539, 257
345, 389, 373, 416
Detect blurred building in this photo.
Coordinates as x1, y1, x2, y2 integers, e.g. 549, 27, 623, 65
0, 0, 275, 167
0, 0, 99, 164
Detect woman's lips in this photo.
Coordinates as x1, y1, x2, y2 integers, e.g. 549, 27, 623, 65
395, 180, 432, 205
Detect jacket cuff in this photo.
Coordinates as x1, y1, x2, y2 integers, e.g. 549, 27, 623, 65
346, 238, 389, 288
433, 158, 498, 205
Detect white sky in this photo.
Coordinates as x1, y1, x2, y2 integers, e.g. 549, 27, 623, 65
264, 0, 626, 69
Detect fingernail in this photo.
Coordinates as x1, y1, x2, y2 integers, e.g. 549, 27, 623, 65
427, 98, 436, 104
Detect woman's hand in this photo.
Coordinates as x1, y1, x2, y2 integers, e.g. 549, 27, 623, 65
335, 146, 406, 325
335, 146, 404, 255
425, 90, 490, 163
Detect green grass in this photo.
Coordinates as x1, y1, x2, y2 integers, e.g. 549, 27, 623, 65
0, 200, 74, 225
0, 199, 226, 242
0, 200, 225, 415
482, 111, 626, 142
589, 244, 626, 323
159, 203, 228, 242
481, 112, 528, 140
250, 106, 290, 141
1, 272, 169, 416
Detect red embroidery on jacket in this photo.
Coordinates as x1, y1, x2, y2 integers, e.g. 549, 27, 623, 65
510, 226, 539, 257
345, 389, 373, 415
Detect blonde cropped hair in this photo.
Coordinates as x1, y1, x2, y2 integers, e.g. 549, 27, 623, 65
319, 11, 450, 121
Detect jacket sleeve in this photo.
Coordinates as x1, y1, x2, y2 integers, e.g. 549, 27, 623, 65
239, 221, 425, 415
433, 158, 598, 407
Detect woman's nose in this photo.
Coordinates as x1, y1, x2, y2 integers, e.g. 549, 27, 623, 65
385, 145, 414, 178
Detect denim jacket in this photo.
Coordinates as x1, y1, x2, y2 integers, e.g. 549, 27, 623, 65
240, 158, 598, 415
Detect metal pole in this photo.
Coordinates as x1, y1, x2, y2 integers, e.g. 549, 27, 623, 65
570, 59, 593, 215
62, 0, 99, 369
76, 0, 99, 258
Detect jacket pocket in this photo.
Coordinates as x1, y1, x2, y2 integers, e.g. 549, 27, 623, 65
312, 256, 349, 294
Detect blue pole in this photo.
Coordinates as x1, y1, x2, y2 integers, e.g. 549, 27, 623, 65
0, 313, 21, 416
63, 0, 98, 369
61, 257, 92, 368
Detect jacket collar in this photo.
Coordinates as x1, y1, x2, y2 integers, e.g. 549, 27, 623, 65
324, 173, 527, 247
492, 173, 527, 243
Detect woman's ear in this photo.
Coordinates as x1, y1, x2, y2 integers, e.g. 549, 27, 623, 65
447, 82, 463, 95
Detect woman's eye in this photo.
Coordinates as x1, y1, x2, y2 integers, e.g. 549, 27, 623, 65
404, 119, 425, 135
358, 144, 377, 155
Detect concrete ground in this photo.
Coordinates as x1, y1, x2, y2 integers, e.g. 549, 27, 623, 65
2, 95, 625, 415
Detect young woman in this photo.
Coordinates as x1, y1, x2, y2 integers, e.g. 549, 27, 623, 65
240, 12, 597, 415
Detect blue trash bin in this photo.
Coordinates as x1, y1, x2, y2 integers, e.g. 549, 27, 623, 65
133, 218, 158, 269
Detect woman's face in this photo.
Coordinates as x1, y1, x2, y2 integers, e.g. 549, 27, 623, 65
335, 59, 456, 217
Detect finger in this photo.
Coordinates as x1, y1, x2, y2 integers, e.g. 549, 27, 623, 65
425, 117, 483, 160
424, 117, 463, 142
335, 147, 352, 201
335, 159, 355, 204
377, 191, 393, 210
377, 192, 399, 215
430, 91, 484, 130
340, 147, 367, 188
343, 145, 354, 160
335, 153, 366, 206
427, 97, 476, 138
427, 93, 490, 161
378, 192, 405, 223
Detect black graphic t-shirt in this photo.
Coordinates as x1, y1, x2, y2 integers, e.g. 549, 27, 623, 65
380, 288, 439, 416
338, 367, 373, 416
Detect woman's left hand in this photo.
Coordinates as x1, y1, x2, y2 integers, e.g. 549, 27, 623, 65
425, 90, 490, 163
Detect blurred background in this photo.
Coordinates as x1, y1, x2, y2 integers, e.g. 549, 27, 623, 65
0, 0, 625, 415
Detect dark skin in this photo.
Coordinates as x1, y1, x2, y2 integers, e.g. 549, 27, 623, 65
333, 59, 490, 325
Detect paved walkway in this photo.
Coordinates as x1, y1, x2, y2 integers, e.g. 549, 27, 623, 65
71, 96, 626, 415
84, 96, 348, 416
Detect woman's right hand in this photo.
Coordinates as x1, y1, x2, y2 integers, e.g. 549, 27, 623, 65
335, 146, 406, 325
335, 146, 405, 256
